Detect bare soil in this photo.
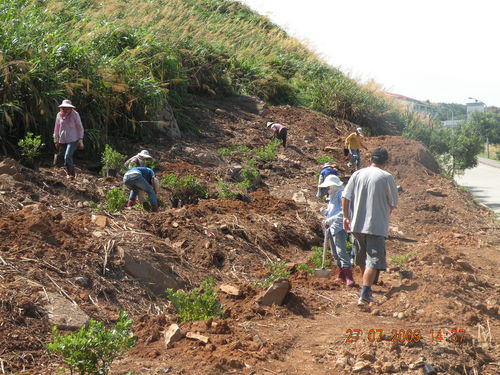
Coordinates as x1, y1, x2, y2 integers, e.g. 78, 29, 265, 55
0, 96, 498, 374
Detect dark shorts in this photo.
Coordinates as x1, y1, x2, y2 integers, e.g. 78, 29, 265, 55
352, 233, 387, 270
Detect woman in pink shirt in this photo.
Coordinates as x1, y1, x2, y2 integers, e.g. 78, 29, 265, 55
266, 121, 288, 148
53, 99, 84, 178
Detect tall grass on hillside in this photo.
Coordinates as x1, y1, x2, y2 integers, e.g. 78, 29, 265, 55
1, 0, 426, 152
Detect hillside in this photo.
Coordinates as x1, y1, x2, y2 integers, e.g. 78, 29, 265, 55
0, 96, 498, 374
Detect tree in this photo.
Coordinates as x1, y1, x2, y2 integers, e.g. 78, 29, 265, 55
443, 122, 483, 177
467, 112, 500, 144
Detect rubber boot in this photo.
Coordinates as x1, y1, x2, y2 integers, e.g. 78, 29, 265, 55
343, 268, 355, 287
65, 166, 75, 179
151, 204, 159, 212
334, 266, 345, 283
126, 200, 135, 208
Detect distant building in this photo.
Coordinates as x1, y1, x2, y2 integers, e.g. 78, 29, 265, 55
441, 119, 464, 128
385, 92, 433, 117
466, 101, 485, 120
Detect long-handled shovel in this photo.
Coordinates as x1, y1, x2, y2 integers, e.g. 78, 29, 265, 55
53, 144, 60, 166
315, 229, 332, 278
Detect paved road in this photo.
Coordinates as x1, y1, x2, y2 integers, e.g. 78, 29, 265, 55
455, 157, 500, 215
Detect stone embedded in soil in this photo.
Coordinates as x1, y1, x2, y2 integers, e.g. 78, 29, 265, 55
219, 284, 241, 296
352, 361, 369, 372
381, 362, 395, 373
164, 324, 183, 348
91, 214, 108, 228
257, 278, 291, 306
44, 292, 89, 330
186, 332, 210, 344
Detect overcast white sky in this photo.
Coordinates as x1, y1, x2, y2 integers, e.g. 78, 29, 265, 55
239, 0, 500, 106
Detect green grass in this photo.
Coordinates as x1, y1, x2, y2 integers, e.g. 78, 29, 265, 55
1, 0, 423, 151
390, 252, 416, 265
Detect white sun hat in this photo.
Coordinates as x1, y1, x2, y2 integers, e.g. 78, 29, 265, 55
138, 150, 152, 159
318, 174, 343, 188
356, 127, 363, 133
266, 121, 274, 127
58, 99, 76, 108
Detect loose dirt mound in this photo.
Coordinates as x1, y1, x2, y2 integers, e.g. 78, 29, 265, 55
0, 97, 498, 374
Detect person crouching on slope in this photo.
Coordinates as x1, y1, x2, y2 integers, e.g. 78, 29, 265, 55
266, 121, 288, 148
320, 174, 354, 287
123, 167, 160, 212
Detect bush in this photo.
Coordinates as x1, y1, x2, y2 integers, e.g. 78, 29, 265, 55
390, 252, 416, 265
215, 180, 238, 199
311, 246, 330, 269
254, 139, 280, 162
18, 132, 44, 160
296, 263, 314, 275
101, 145, 126, 176
237, 159, 260, 191
46, 311, 136, 375
144, 158, 161, 171
103, 187, 128, 213
161, 173, 207, 205
256, 261, 291, 287
166, 278, 223, 322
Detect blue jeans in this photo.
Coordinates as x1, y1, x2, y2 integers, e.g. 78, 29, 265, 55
326, 229, 351, 268
349, 149, 360, 168
123, 173, 157, 205
63, 141, 77, 166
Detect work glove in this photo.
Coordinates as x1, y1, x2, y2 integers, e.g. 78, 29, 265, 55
77, 139, 84, 150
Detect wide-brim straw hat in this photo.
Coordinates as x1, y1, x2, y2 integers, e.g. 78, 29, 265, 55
58, 99, 76, 108
319, 174, 343, 188
138, 150, 152, 159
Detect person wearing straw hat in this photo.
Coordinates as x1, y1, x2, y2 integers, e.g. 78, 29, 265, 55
316, 162, 339, 200
344, 127, 367, 170
53, 99, 84, 179
320, 174, 354, 287
266, 121, 288, 148
125, 150, 153, 169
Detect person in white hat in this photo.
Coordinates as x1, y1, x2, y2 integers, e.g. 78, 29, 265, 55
316, 162, 339, 200
53, 99, 84, 179
320, 174, 354, 287
266, 121, 288, 148
344, 127, 367, 170
125, 149, 153, 169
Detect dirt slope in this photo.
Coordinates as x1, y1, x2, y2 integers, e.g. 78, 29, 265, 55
0, 96, 498, 374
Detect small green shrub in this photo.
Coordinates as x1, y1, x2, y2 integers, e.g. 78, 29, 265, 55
103, 187, 128, 213
254, 139, 280, 162
144, 159, 161, 171
161, 173, 208, 205
296, 263, 314, 275
311, 246, 330, 269
166, 278, 223, 322
237, 159, 260, 191
215, 180, 238, 200
18, 132, 44, 160
256, 261, 291, 287
101, 145, 126, 176
316, 155, 333, 164
390, 252, 416, 265
46, 311, 136, 375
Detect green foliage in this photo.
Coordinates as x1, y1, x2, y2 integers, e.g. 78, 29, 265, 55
310, 246, 330, 269
296, 263, 314, 275
103, 187, 128, 213
237, 159, 260, 192
144, 159, 161, 171
17, 132, 44, 160
101, 145, 126, 176
46, 311, 136, 375
256, 261, 291, 287
215, 180, 237, 200
166, 278, 223, 322
468, 112, 500, 144
254, 139, 280, 162
316, 155, 333, 165
390, 252, 416, 265
161, 173, 207, 205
